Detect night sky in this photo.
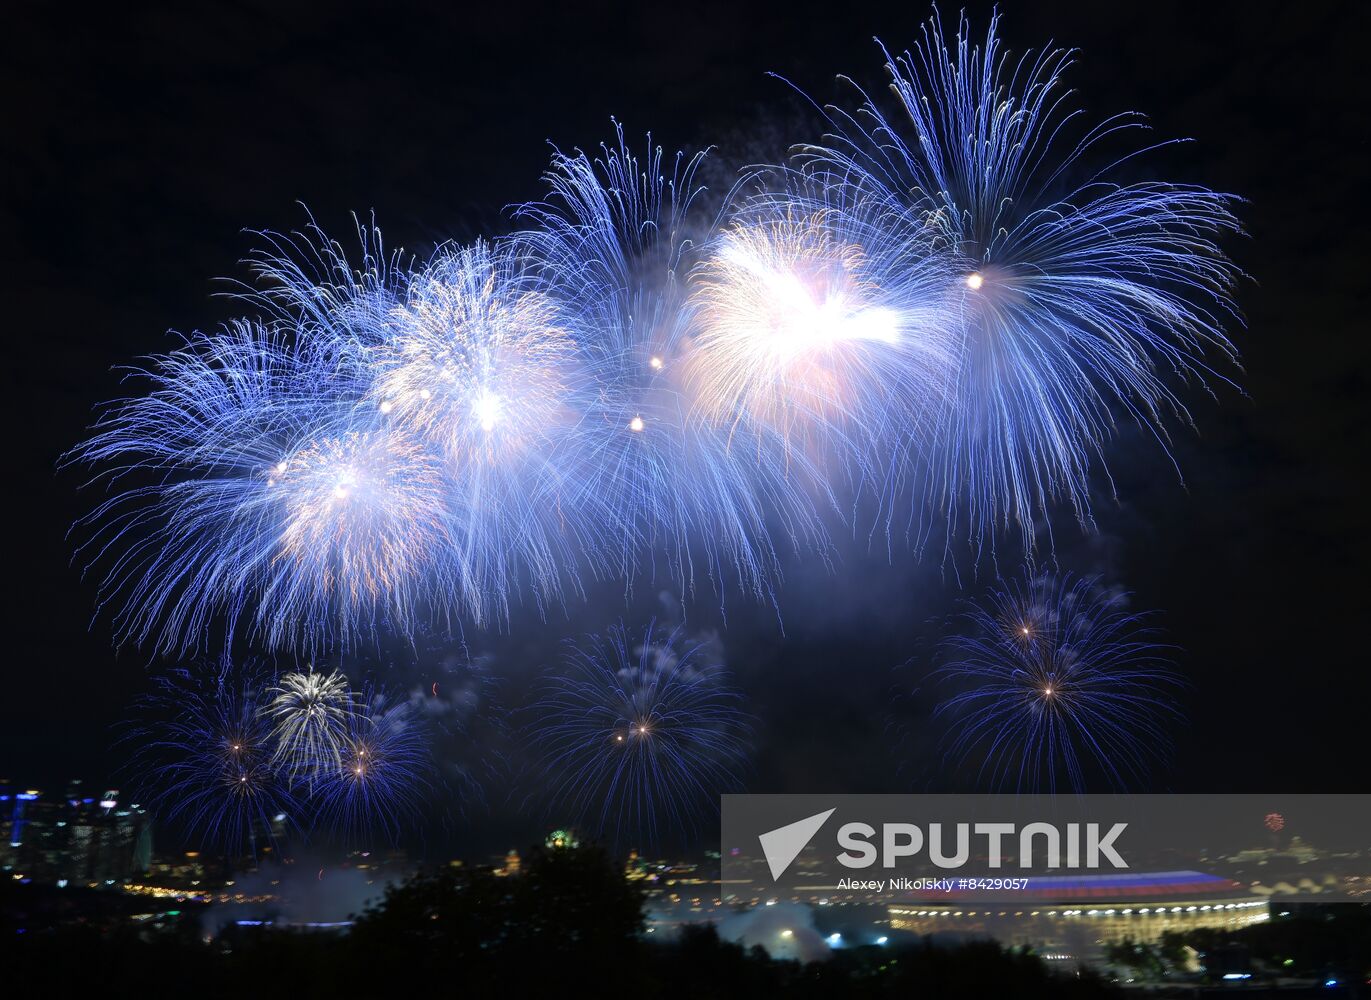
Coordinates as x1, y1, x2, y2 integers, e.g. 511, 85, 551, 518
5, 1, 1369, 855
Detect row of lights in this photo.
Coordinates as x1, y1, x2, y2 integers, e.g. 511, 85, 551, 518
894, 901, 1267, 918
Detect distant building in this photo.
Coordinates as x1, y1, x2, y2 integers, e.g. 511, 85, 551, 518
1, 783, 151, 886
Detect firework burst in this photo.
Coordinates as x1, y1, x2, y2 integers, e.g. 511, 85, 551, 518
312, 688, 434, 840
264, 669, 359, 786
123, 664, 298, 852
527, 621, 752, 847
514, 124, 829, 601
66, 318, 459, 653
685, 191, 954, 499
69, 14, 1245, 656
368, 239, 596, 622
68, 322, 372, 653
799, 9, 1244, 545
273, 427, 451, 634
936, 570, 1182, 792
370, 241, 577, 460
688, 211, 901, 432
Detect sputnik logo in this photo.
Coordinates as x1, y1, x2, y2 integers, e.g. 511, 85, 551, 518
758, 808, 836, 881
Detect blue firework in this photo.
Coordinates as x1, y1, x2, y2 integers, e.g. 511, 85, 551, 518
67, 321, 449, 653
66, 12, 1248, 657
123, 663, 299, 853
242, 212, 408, 364
248, 219, 603, 625
367, 238, 603, 622
310, 686, 435, 841
527, 621, 752, 847
936, 570, 1182, 792
800, 10, 1244, 546
685, 176, 957, 520
513, 124, 828, 603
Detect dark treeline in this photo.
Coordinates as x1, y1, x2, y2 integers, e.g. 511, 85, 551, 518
4, 843, 1114, 997
12, 844, 1367, 995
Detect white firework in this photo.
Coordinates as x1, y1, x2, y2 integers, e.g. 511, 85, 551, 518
264, 669, 359, 784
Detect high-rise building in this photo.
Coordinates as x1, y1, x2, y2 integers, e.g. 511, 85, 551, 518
0, 782, 151, 885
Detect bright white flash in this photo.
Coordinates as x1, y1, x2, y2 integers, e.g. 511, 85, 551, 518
474, 392, 501, 432
686, 221, 907, 432
332, 469, 359, 501
721, 242, 900, 357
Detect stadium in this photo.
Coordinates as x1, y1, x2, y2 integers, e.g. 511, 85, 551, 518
888, 871, 1269, 963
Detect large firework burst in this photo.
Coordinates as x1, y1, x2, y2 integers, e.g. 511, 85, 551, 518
513, 125, 830, 602
68, 11, 1244, 656
799, 10, 1243, 546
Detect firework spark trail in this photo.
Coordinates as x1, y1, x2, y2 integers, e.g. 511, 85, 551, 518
527, 621, 752, 847
796, 9, 1244, 548
241, 212, 407, 363
123, 663, 299, 852
312, 687, 434, 841
935, 570, 1182, 792
367, 239, 603, 622
513, 124, 831, 604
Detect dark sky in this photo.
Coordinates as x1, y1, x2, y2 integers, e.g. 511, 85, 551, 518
4, 1, 1369, 855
